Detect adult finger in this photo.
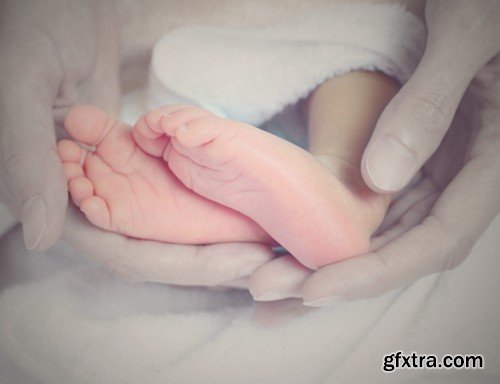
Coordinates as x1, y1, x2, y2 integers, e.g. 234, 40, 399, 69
361, 0, 500, 193
304, 133, 500, 305
249, 255, 312, 301
243, 186, 437, 303
0, 71, 66, 251
63, 205, 274, 287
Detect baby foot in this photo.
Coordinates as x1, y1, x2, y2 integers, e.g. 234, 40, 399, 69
57, 105, 270, 244
148, 105, 386, 269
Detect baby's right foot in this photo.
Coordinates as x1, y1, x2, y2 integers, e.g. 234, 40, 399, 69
145, 105, 388, 270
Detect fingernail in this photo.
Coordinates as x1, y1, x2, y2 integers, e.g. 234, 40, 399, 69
253, 291, 293, 302
22, 196, 47, 250
303, 296, 348, 307
365, 135, 417, 192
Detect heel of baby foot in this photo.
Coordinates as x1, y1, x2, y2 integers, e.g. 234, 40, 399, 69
314, 153, 390, 233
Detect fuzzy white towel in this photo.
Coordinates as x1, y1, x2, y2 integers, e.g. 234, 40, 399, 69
1, 214, 500, 383
149, 3, 426, 129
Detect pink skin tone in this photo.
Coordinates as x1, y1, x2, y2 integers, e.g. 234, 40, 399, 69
57, 106, 271, 245
154, 105, 372, 270
58, 71, 397, 269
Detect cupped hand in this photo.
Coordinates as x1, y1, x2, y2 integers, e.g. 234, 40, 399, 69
248, 0, 500, 305
64, 204, 274, 288
0, 0, 120, 250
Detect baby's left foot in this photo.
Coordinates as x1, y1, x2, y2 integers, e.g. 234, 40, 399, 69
142, 105, 388, 269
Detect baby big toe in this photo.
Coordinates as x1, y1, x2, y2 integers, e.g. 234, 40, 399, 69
132, 121, 170, 158
159, 107, 213, 136
172, 117, 223, 148
143, 104, 192, 135
64, 105, 113, 146
134, 115, 162, 139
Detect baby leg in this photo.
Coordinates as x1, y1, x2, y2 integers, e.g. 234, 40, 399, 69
307, 70, 399, 234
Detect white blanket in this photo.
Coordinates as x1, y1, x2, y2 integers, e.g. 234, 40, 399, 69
1, 217, 499, 383
1, 4, 499, 383
149, 3, 425, 126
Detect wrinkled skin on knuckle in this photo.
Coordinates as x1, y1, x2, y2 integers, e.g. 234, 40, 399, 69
335, 255, 396, 300
387, 87, 456, 158
408, 84, 457, 135
2, 142, 54, 184
2, 151, 22, 184
1, 146, 29, 198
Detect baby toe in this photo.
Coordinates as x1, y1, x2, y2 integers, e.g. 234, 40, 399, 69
80, 195, 111, 230
68, 176, 94, 206
62, 162, 84, 180
57, 140, 82, 163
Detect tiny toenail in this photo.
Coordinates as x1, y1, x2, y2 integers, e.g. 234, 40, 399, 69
178, 124, 188, 134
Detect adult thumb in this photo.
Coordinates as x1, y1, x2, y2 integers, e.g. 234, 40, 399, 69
361, 0, 500, 193
0, 94, 67, 251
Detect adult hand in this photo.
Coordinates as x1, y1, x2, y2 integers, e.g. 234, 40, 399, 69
0, 0, 120, 250
0, 0, 274, 286
64, 204, 273, 287
249, 0, 500, 305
